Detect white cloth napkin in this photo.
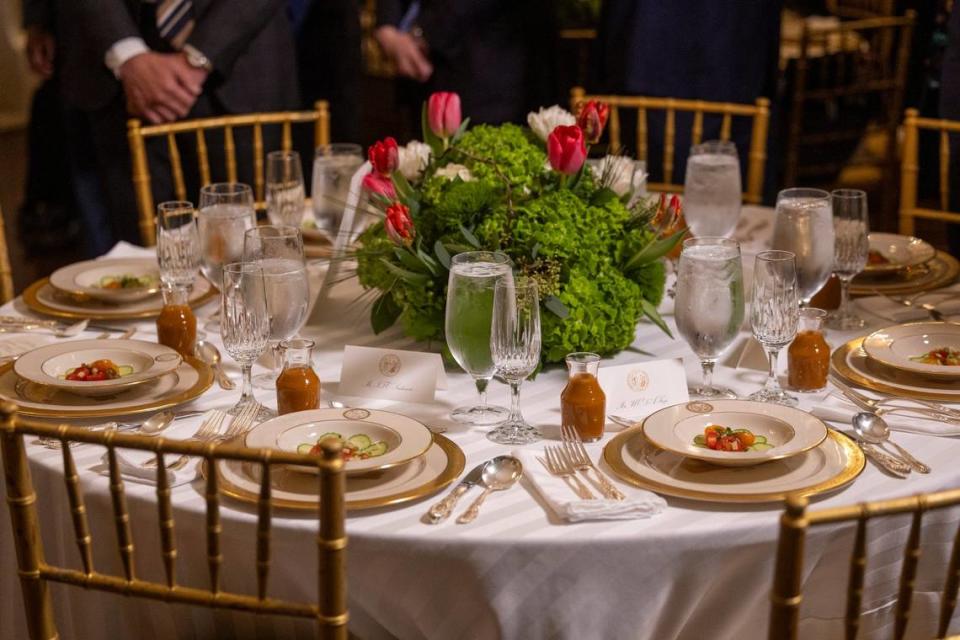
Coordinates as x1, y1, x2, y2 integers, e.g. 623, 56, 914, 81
100, 449, 196, 487
855, 284, 960, 323
810, 393, 960, 436
104, 241, 156, 260
513, 449, 666, 522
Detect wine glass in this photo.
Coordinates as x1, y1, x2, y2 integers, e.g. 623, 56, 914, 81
198, 183, 256, 286
683, 140, 742, 237
748, 250, 801, 406
489, 277, 541, 445
444, 251, 511, 425
221, 262, 271, 420
156, 200, 200, 291
771, 188, 835, 305
266, 150, 306, 228
243, 225, 309, 391
675, 237, 744, 399
311, 143, 364, 238
826, 189, 869, 330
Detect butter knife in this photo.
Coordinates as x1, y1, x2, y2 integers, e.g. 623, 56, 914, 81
426, 462, 485, 523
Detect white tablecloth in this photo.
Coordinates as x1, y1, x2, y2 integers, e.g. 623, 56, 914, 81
2, 207, 960, 640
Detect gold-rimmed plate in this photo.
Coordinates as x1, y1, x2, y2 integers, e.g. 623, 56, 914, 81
864, 232, 936, 275
603, 427, 864, 503
0, 356, 213, 418
851, 251, 959, 297
49, 258, 162, 303
208, 433, 465, 511
23, 275, 217, 320
862, 322, 960, 379
831, 337, 960, 402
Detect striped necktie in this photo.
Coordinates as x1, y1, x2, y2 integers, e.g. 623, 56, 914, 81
156, 0, 195, 49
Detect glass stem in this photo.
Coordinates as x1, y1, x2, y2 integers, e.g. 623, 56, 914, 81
507, 380, 523, 425
700, 359, 716, 393
763, 347, 782, 392
475, 377, 489, 408
272, 341, 282, 375
240, 363, 255, 404
838, 277, 851, 317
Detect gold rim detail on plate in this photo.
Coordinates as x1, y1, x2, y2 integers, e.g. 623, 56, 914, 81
831, 336, 960, 402
0, 356, 214, 418
851, 251, 959, 297
22, 277, 219, 320
602, 428, 864, 503
207, 433, 465, 511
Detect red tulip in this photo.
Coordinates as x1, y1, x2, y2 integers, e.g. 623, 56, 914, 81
385, 202, 415, 246
547, 125, 587, 175
577, 100, 609, 144
368, 137, 399, 176
427, 92, 462, 138
362, 172, 396, 199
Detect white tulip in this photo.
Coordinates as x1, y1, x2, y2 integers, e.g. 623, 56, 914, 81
397, 141, 431, 182
591, 156, 648, 205
434, 163, 474, 182
527, 105, 576, 142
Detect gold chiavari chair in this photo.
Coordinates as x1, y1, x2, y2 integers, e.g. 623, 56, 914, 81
127, 100, 330, 246
899, 108, 960, 236
569, 88, 771, 205
769, 491, 960, 640
0, 402, 348, 640
0, 205, 15, 304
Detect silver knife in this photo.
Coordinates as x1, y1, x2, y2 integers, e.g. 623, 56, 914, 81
426, 462, 485, 523
831, 376, 960, 420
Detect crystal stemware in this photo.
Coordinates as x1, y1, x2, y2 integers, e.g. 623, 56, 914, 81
683, 140, 742, 238
156, 200, 200, 291
198, 183, 256, 287
488, 277, 541, 445
675, 237, 745, 399
220, 262, 272, 420
771, 188, 835, 306
826, 189, 869, 330
266, 150, 306, 228
311, 143, 364, 239
748, 250, 801, 406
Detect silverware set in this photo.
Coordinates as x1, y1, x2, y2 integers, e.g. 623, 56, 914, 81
426, 455, 523, 524
144, 402, 260, 471
537, 426, 626, 501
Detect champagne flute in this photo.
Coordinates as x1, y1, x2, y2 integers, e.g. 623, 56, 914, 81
243, 225, 309, 391
156, 200, 200, 291
198, 183, 256, 286
444, 251, 511, 424
675, 237, 744, 399
826, 189, 869, 330
489, 277, 541, 445
748, 250, 800, 406
266, 150, 306, 227
683, 140, 742, 237
221, 262, 271, 420
771, 188, 835, 305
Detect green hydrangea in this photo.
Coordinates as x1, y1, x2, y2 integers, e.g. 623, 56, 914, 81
453, 124, 546, 194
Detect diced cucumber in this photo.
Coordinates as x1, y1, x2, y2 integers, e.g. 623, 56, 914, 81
117, 365, 134, 377
361, 441, 388, 457
753, 435, 767, 445
748, 443, 773, 452
693, 435, 706, 446
317, 432, 343, 442
297, 443, 314, 455
347, 434, 373, 449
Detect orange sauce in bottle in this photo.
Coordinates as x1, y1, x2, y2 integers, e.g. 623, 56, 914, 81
156, 287, 196, 356
561, 352, 606, 442
788, 310, 830, 392
276, 338, 320, 415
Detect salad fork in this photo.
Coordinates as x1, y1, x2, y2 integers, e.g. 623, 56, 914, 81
145, 409, 228, 470
540, 446, 595, 500
220, 402, 261, 442
560, 425, 626, 500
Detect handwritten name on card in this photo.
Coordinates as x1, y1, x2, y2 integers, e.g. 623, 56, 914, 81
338, 345, 442, 402
598, 358, 689, 419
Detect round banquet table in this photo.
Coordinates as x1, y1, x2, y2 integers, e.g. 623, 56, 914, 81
2, 207, 960, 640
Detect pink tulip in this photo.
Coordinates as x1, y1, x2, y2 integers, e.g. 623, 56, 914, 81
547, 125, 587, 175
362, 172, 396, 199
427, 92, 462, 138
385, 202, 415, 246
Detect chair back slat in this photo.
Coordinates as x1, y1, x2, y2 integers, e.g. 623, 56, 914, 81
254, 121, 265, 204
205, 455, 223, 593
663, 106, 676, 185
894, 508, 925, 640
898, 108, 960, 235
637, 107, 648, 161
608, 105, 622, 154
167, 133, 188, 202
720, 111, 732, 142
941, 129, 951, 213
315, 100, 330, 148
257, 462, 273, 600
224, 124, 238, 184
282, 121, 293, 152
155, 453, 177, 588
827, 0, 895, 19
844, 514, 868, 640
196, 129, 211, 187
106, 445, 136, 581
0, 206, 15, 304
60, 442, 94, 574
318, 444, 348, 637
940, 520, 960, 637
692, 109, 704, 146
769, 496, 808, 640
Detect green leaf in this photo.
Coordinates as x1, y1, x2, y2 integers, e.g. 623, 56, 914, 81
433, 240, 452, 269
421, 103, 445, 156
392, 171, 415, 201
416, 246, 439, 275
590, 187, 619, 207
459, 224, 481, 248
640, 298, 673, 339
451, 117, 471, 143
371, 291, 402, 334
393, 247, 428, 273
380, 258, 432, 285
530, 242, 540, 260
624, 228, 687, 271
543, 295, 570, 319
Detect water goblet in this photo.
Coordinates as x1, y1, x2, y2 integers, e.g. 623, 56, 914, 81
748, 250, 801, 406
198, 183, 256, 286
266, 150, 306, 227
220, 262, 272, 420
683, 140, 742, 238
771, 188, 835, 306
826, 189, 869, 330
311, 143, 364, 239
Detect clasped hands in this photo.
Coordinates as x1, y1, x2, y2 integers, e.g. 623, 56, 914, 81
119, 52, 208, 124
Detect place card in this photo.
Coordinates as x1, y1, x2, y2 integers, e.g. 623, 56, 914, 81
338, 345, 443, 402
598, 358, 689, 419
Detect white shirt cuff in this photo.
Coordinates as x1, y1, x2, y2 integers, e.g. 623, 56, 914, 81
105, 37, 150, 78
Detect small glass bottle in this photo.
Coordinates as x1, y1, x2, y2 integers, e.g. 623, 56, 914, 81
156, 285, 196, 356
276, 338, 320, 415
788, 308, 830, 392
560, 352, 606, 442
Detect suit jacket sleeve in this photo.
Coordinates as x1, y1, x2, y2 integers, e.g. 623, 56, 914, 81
418, 0, 507, 53
187, 0, 290, 78
70, 0, 140, 60
21, 0, 51, 28
376, 0, 404, 27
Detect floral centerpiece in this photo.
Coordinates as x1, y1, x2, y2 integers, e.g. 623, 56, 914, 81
354, 92, 684, 363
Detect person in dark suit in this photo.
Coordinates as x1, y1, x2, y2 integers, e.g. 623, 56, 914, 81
54, 0, 300, 246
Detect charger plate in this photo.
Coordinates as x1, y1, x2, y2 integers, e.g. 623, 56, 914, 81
208, 433, 464, 511
831, 337, 960, 402
603, 427, 863, 503
851, 251, 959, 297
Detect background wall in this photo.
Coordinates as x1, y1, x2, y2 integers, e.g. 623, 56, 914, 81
0, 0, 34, 130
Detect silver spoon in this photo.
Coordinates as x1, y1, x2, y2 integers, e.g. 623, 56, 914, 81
197, 340, 236, 390
456, 456, 523, 524
853, 412, 930, 474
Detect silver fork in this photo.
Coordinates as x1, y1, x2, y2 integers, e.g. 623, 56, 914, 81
560, 424, 626, 500
877, 290, 944, 321
831, 376, 960, 420
145, 409, 228, 470
540, 446, 595, 500
219, 402, 261, 442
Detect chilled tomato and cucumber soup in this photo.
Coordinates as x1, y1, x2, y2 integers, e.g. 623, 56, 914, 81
98, 274, 156, 289
62, 359, 133, 382
911, 347, 960, 366
693, 425, 774, 453
298, 432, 389, 461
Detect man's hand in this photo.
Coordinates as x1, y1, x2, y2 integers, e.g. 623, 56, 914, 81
375, 25, 433, 83
26, 26, 55, 79
119, 52, 208, 124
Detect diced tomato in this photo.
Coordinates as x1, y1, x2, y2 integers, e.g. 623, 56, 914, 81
735, 431, 755, 447
706, 432, 720, 450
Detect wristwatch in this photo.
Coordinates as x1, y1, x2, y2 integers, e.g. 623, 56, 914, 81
182, 44, 213, 72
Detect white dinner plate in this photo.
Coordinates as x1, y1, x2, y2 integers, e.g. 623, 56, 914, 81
642, 400, 828, 467
865, 232, 936, 274
14, 339, 182, 397
50, 258, 162, 303
245, 408, 433, 475
839, 339, 960, 399
862, 322, 960, 379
